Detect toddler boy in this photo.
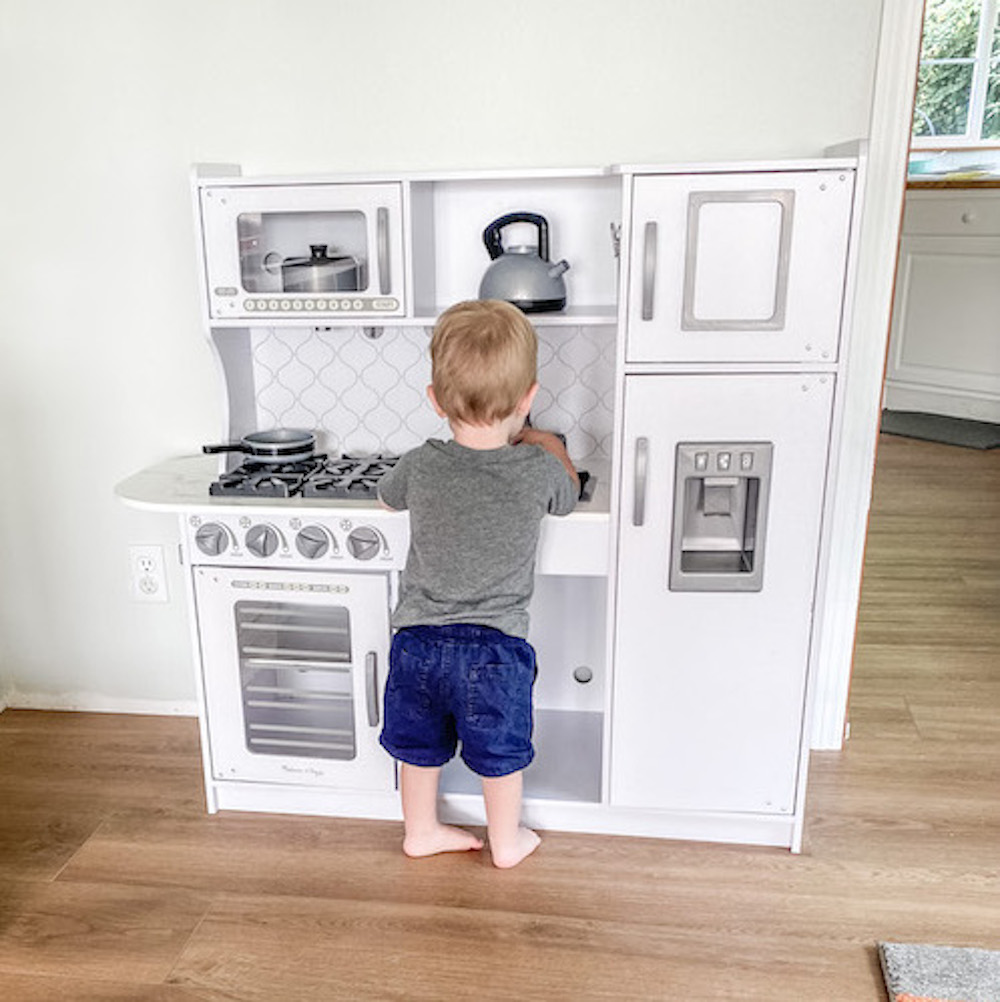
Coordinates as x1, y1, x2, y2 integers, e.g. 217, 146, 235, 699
378, 299, 578, 868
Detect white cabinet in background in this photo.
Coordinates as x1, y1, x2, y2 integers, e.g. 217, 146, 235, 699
625, 170, 854, 364
885, 189, 1000, 422
610, 373, 834, 815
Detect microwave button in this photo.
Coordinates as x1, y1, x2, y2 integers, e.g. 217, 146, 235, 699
280, 300, 292, 311
327, 299, 339, 311
268, 299, 280, 310
292, 300, 303, 311
304, 300, 315, 311
373, 298, 398, 311
352, 299, 364, 311
244, 299, 256, 311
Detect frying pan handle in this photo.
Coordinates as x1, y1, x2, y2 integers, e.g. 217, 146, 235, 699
483, 212, 550, 261
202, 443, 242, 454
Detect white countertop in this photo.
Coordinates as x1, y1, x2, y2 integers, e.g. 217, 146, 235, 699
116, 454, 612, 576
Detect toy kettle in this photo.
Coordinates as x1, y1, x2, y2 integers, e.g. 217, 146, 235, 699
478, 212, 569, 313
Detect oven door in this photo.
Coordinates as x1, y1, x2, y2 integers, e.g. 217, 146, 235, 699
193, 565, 394, 792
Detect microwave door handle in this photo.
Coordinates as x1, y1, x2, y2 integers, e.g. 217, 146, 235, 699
365, 651, 380, 726
377, 207, 390, 295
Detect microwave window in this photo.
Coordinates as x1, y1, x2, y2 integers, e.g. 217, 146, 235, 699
237, 211, 369, 295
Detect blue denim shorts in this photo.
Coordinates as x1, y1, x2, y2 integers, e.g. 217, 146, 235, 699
379, 624, 536, 777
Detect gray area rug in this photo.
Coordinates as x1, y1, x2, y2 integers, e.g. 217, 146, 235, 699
879, 941, 1000, 1001
881, 410, 1000, 449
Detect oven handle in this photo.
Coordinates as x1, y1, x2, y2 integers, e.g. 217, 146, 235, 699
365, 651, 380, 727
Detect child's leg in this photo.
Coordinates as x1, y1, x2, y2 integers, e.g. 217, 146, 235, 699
399, 762, 483, 858
481, 770, 540, 868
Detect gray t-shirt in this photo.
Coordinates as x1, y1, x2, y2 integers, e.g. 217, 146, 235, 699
378, 439, 577, 638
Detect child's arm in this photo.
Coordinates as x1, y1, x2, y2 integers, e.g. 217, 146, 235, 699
513, 427, 580, 490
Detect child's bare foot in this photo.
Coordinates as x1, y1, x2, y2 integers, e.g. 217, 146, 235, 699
403, 824, 484, 858
490, 826, 540, 869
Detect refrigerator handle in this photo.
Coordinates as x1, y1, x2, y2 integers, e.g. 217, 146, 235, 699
641, 222, 657, 321
633, 437, 649, 526
377, 207, 390, 295
365, 651, 380, 727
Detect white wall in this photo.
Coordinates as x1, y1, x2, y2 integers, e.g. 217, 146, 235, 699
0, 0, 884, 710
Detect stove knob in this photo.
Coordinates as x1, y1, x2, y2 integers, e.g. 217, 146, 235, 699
194, 522, 230, 556
245, 524, 279, 558
346, 525, 381, 561
295, 525, 330, 560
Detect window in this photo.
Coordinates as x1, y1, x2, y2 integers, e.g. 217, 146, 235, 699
912, 0, 1000, 144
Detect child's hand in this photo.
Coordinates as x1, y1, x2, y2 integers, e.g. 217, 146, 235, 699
512, 428, 580, 488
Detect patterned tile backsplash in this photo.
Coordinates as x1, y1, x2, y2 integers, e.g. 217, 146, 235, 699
251, 326, 616, 461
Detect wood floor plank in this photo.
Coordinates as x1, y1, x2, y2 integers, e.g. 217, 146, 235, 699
0, 879, 211, 984
0, 711, 204, 813
0, 972, 218, 1001
169, 891, 886, 1002
0, 803, 107, 880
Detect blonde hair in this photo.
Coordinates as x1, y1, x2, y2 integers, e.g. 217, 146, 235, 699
430, 300, 538, 425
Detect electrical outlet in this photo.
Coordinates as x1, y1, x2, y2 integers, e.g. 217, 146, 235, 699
129, 544, 169, 603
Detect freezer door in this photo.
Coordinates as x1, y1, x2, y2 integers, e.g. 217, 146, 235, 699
626, 170, 854, 363
611, 373, 834, 815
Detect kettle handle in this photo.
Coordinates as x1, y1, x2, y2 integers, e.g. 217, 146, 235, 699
483, 212, 550, 262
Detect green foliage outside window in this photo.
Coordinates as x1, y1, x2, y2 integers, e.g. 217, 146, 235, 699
913, 0, 1000, 140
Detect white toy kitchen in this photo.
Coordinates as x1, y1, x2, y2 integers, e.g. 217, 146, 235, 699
117, 154, 862, 851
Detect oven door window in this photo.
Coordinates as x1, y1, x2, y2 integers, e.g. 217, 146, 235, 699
236, 600, 357, 760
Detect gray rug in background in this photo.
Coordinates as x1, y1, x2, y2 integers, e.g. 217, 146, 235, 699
879, 941, 1000, 1001
881, 410, 1000, 449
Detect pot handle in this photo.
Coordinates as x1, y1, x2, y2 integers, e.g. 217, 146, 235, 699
483, 212, 550, 261
202, 443, 242, 454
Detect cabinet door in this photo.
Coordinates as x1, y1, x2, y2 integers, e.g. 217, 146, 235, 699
194, 566, 394, 792
610, 373, 833, 815
626, 171, 854, 363
885, 234, 1000, 420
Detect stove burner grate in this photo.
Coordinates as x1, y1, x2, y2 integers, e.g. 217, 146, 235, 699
208, 454, 397, 500
301, 456, 400, 499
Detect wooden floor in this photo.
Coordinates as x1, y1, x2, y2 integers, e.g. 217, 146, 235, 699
1, 433, 998, 1000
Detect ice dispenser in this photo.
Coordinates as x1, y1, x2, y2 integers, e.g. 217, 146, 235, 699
670, 442, 772, 592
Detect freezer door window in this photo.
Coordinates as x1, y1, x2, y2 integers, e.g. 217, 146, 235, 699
627, 170, 854, 363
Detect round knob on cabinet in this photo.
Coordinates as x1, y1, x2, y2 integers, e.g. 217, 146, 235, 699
961, 211, 977, 224
245, 524, 279, 558
346, 525, 382, 561
195, 522, 229, 556
296, 524, 331, 559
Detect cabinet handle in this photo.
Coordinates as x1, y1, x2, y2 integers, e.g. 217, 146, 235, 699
641, 222, 657, 321
377, 207, 390, 295
365, 651, 379, 727
633, 436, 649, 526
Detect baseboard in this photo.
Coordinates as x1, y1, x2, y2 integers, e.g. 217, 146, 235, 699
884, 381, 1000, 423
3, 690, 198, 717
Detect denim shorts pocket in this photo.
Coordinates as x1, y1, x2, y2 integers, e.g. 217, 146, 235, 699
466, 660, 532, 732
385, 645, 434, 722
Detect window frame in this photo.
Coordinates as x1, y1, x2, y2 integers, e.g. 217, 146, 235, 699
911, 0, 1000, 147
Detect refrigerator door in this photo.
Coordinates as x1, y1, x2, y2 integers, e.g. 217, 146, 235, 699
611, 372, 834, 815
